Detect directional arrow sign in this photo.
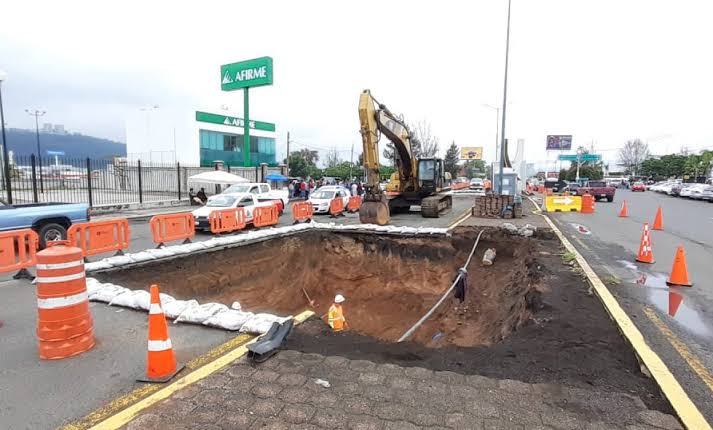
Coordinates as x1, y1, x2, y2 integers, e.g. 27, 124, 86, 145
553, 197, 574, 205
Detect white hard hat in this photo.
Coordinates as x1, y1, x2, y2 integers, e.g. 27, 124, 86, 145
334, 294, 345, 303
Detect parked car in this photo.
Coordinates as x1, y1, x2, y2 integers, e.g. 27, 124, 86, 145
469, 178, 484, 191
631, 182, 646, 192
0, 202, 90, 248
575, 181, 616, 202
680, 183, 709, 199
699, 186, 713, 202
308, 186, 351, 214
192, 193, 276, 231
222, 182, 288, 214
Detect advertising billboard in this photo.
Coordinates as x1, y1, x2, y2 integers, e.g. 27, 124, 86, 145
546, 135, 572, 150
460, 147, 483, 160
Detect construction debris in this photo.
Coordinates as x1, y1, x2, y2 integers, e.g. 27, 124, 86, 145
482, 248, 497, 265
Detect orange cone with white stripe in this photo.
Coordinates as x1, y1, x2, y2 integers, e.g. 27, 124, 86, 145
635, 223, 655, 264
138, 284, 183, 382
618, 200, 628, 217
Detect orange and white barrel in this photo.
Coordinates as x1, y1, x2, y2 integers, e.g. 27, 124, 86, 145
35, 241, 95, 360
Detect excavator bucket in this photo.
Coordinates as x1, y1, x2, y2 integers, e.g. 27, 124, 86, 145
359, 200, 390, 225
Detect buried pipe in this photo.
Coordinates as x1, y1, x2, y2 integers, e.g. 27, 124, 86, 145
397, 229, 485, 343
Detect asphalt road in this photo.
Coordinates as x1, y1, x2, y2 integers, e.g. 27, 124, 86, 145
551, 189, 713, 421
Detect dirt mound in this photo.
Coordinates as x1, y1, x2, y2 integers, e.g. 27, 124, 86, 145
98, 230, 539, 347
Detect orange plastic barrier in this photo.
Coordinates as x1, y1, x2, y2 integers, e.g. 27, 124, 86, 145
292, 201, 313, 223
253, 204, 279, 228
347, 196, 362, 213
329, 197, 345, 217
580, 193, 595, 214
35, 242, 94, 360
0, 229, 39, 277
68, 219, 130, 257
149, 212, 195, 247
209, 208, 246, 234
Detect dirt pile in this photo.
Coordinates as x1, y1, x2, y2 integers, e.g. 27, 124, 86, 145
97, 230, 540, 347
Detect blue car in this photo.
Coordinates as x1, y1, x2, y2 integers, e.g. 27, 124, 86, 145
0, 202, 91, 248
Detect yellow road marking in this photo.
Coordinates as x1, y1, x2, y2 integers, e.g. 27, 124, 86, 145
644, 307, 713, 393
530, 196, 710, 430
448, 208, 472, 230
62, 310, 314, 430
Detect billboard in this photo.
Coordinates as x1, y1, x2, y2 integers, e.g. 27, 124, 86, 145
221, 57, 273, 91
546, 135, 572, 150
460, 147, 483, 160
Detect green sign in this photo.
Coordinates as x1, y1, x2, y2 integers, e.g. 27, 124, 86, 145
221, 57, 273, 91
558, 154, 601, 162
195, 111, 275, 132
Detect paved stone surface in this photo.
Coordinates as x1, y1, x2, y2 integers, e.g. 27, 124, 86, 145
122, 350, 682, 429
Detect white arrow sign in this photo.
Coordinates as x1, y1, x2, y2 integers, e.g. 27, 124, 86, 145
553, 197, 574, 205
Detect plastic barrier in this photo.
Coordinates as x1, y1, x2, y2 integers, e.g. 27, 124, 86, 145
253, 205, 279, 228
451, 182, 470, 190
347, 196, 362, 213
581, 194, 595, 214
291, 201, 313, 224
329, 197, 345, 217
68, 219, 130, 257
35, 241, 95, 359
0, 229, 39, 279
149, 213, 195, 247
209, 208, 246, 234
544, 195, 582, 212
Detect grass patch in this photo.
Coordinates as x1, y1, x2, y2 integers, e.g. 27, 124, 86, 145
561, 251, 577, 263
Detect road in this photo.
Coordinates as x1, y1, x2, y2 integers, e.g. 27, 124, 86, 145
550, 189, 713, 421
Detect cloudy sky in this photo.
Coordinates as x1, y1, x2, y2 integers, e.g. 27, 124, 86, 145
1, 0, 712, 168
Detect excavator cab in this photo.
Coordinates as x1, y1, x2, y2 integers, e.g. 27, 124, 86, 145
417, 158, 446, 194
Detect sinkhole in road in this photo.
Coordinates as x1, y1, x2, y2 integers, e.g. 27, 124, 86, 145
97, 229, 541, 347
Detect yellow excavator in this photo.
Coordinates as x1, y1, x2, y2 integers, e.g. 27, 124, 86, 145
358, 89, 452, 225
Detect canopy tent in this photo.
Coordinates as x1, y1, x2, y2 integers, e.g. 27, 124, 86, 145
187, 170, 249, 185
264, 173, 288, 181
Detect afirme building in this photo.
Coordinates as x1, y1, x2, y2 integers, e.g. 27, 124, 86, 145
125, 107, 277, 167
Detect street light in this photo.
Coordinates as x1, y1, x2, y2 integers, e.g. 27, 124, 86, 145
0, 70, 12, 204
25, 108, 46, 192
498, 0, 513, 195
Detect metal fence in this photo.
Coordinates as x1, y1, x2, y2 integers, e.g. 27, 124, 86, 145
0, 155, 285, 207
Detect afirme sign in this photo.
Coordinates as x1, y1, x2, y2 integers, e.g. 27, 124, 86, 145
221, 57, 273, 91
195, 111, 276, 132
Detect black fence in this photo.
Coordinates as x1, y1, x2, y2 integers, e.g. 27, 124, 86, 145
0, 156, 279, 207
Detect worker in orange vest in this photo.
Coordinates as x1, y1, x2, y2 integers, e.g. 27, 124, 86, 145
328, 294, 347, 332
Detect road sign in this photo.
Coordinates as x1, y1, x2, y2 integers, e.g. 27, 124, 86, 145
46, 150, 65, 156
546, 135, 572, 150
221, 57, 273, 91
545, 195, 582, 212
558, 154, 601, 162
460, 147, 483, 160
195, 111, 275, 132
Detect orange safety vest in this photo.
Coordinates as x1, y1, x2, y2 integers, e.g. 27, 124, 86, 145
328, 304, 345, 332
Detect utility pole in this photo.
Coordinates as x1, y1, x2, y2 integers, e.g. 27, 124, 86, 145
25, 109, 46, 193
498, 0, 512, 195
0, 70, 12, 204
286, 131, 290, 176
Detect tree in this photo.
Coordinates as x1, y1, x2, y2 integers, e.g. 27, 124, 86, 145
382, 141, 396, 166
325, 148, 341, 168
356, 152, 364, 166
444, 141, 460, 178
411, 120, 439, 157
288, 148, 320, 179
618, 139, 650, 176
464, 159, 486, 178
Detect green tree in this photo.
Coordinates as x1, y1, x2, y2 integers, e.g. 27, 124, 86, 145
444, 141, 460, 178
288, 148, 320, 179
464, 159, 486, 178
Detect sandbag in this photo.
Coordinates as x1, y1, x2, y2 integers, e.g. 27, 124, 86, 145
103, 255, 134, 267
136, 292, 175, 311
239, 313, 290, 335
175, 302, 229, 324
109, 290, 151, 309
90, 284, 129, 303
129, 251, 156, 262
164, 299, 199, 320
203, 310, 254, 331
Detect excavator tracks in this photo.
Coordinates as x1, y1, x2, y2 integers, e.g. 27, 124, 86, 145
420, 194, 452, 218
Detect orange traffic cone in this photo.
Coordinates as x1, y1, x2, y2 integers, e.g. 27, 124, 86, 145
635, 223, 655, 264
138, 284, 184, 382
652, 206, 663, 230
618, 200, 628, 217
668, 291, 683, 317
666, 246, 692, 287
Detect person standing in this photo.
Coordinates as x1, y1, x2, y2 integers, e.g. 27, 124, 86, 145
327, 294, 347, 332
351, 181, 358, 197
300, 180, 307, 199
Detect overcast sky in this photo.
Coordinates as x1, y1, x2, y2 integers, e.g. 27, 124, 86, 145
1, 0, 712, 169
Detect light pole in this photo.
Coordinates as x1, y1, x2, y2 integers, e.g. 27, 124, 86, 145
0, 70, 12, 204
575, 146, 583, 182
25, 108, 46, 192
499, 0, 513, 195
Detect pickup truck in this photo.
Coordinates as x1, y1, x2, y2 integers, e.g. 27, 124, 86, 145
221, 182, 288, 214
575, 181, 616, 202
192, 193, 277, 231
0, 202, 91, 247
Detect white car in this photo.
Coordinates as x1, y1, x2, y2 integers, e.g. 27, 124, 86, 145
308, 186, 351, 214
222, 182, 288, 212
192, 193, 274, 230
680, 183, 709, 199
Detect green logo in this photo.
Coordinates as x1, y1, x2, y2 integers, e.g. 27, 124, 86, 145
220, 57, 273, 91
195, 111, 275, 132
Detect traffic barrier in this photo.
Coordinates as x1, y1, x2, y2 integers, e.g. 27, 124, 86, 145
636, 223, 655, 264
580, 193, 595, 214
666, 246, 692, 287
68, 219, 130, 257
347, 196, 362, 213
209, 208, 246, 234
138, 284, 183, 382
253, 204, 279, 228
653, 206, 663, 231
149, 213, 195, 247
292, 201, 313, 224
329, 197, 345, 217
35, 241, 95, 360
619, 200, 629, 218
0, 229, 39, 280
544, 195, 582, 212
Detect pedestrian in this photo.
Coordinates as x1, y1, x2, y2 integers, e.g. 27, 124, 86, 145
483, 178, 492, 193
327, 294, 347, 332
196, 187, 208, 204
288, 181, 294, 197
300, 181, 307, 199
188, 188, 200, 206
306, 180, 314, 199
357, 182, 364, 196
351, 181, 357, 197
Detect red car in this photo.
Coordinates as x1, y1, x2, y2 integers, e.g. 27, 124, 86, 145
631, 182, 646, 192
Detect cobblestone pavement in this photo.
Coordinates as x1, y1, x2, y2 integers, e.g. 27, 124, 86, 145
125, 350, 683, 430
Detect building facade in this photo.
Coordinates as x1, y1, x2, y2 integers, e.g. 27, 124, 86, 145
126, 107, 277, 167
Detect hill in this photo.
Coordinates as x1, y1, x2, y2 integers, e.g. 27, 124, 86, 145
3, 128, 126, 160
